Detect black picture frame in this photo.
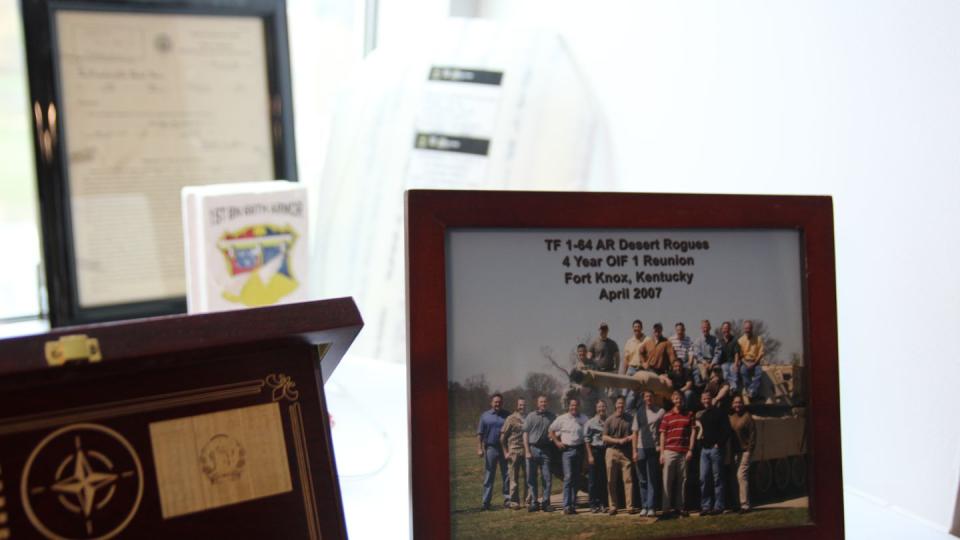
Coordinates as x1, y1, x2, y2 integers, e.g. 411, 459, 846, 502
21, 0, 298, 326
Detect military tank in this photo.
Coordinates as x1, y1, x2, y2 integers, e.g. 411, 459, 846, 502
568, 363, 807, 501
746, 364, 807, 499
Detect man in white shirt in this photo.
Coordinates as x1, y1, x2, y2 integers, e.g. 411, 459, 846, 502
669, 322, 694, 371
549, 397, 589, 514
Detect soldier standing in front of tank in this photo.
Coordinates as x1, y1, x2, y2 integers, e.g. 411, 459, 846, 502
584, 399, 609, 513
523, 395, 557, 512
477, 393, 510, 511
549, 397, 589, 515
603, 395, 636, 515
500, 398, 528, 509
659, 390, 695, 518
696, 389, 732, 515
738, 320, 766, 401
729, 395, 756, 513
633, 390, 665, 517
588, 322, 621, 397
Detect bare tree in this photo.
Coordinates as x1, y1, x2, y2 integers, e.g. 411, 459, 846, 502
501, 386, 527, 411
539, 333, 601, 412
448, 374, 493, 432
522, 372, 563, 408
539, 346, 570, 379
463, 374, 490, 393
540, 332, 594, 377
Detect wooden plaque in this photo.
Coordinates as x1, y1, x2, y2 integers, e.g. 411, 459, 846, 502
0, 298, 360, 539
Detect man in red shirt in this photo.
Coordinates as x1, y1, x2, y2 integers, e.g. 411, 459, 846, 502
659, 390, 694, 518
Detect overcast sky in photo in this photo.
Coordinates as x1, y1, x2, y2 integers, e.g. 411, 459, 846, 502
446, 228, 804, 392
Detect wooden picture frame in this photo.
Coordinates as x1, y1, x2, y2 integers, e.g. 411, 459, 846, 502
406, 190, 842, 539
21, 0, 298, 326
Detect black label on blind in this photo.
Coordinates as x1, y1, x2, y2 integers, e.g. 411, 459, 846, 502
428, 66, 503, 86
414, 133, 490, 156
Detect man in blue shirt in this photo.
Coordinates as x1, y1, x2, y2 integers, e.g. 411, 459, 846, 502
477, 393, 510, 510
691, 320, 722, 389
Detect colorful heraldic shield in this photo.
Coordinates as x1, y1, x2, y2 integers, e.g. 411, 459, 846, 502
217, 225, 299, 307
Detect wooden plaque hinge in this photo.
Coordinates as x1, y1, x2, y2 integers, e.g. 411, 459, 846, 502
45, 334, 102, 367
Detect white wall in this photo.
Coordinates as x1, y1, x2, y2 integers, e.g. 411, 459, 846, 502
471, 0, 960, 531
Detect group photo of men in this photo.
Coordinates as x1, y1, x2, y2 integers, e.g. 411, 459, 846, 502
447, 229, 809, 538
474, 318, 789, 520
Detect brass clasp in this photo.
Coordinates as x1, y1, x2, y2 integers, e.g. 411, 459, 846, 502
45, 334, 102, 367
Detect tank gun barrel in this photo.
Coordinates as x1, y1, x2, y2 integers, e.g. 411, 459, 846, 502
569, 368, 673, 399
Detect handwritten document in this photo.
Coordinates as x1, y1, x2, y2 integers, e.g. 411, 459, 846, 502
56, 11, 274, 307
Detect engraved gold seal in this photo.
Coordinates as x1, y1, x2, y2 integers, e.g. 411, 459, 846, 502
20, 424, 143, 540
199, 434, 246, 484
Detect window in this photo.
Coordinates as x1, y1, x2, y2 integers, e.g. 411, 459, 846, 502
0, 3, 42, 322
0, 0, 378, 331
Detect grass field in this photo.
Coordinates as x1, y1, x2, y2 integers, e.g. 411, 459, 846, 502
450, 432, 809, 540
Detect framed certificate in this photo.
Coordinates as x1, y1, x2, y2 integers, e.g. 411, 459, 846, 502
406, 190, 842, 539
21, 0, 297, 326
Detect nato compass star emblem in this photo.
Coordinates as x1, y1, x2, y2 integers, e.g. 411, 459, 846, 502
20, 424, 144, 540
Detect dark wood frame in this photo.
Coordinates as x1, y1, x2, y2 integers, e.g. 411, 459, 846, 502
406, 190, 842, 539
21, 0, 298, 327
0, 298, 360, 539
0, 297, 360, 383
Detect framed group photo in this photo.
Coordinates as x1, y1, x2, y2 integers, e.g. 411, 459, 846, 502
407, 190, 842, 539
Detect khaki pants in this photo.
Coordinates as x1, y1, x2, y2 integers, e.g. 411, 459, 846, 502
735, 450, 751, 509
662, 449, 687, 512
507, 452, 527, 504
605, 447, 634, 509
